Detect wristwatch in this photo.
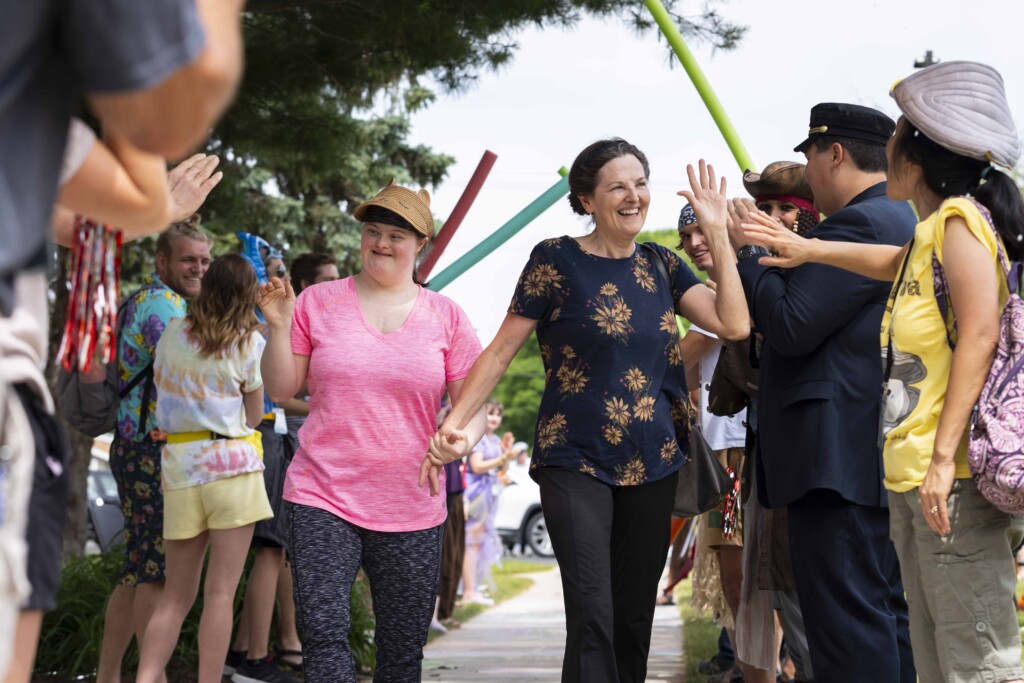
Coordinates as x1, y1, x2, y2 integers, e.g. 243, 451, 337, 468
736, 245, 769, 261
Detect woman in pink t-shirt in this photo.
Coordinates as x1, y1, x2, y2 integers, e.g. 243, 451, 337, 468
258, 181, 485, 683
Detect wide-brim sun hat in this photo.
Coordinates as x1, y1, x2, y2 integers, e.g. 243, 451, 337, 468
890, 60, 1022, 168
742, 161, 813, 201
353, 179, 435, 239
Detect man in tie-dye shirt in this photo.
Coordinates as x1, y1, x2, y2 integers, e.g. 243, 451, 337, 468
106, 218, 211, 661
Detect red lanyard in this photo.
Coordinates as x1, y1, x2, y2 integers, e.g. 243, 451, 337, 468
58, 217, 122, 372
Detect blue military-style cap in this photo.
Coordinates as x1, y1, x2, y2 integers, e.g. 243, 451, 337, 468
793, 103, 896, 154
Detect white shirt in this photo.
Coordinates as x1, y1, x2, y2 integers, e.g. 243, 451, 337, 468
689, 324, 747, 450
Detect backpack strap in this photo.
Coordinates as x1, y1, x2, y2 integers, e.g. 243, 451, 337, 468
932, 198, 1016, 350
883, 238, 915, 386
114, 283, 165, 434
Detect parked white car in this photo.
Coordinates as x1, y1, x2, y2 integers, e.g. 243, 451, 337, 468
494, 463, 553, 557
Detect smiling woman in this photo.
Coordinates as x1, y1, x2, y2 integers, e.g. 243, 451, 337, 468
431, 137, 750, 683
255, 180, 488, 683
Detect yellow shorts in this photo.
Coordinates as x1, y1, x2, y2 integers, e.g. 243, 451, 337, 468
163, 472, 273, 541
705, 447, 744, 549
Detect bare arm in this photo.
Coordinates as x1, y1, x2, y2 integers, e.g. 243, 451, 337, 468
676, 161, 749, 340
278, 397, 309, 417
243, 386, 265, 428
57, 130, 170, 235
443, 312, 537, 433
257, 277, 308, 402
918, 217, 1001, 535
743, 210, 909, 281
419, 313, 535, 493
88, 0, 247, 158
52, 153, 222, 246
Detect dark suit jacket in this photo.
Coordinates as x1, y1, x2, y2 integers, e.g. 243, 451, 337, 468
738, 182, 916, 509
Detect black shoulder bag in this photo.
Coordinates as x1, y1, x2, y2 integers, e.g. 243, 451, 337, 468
644, 244, 732, 517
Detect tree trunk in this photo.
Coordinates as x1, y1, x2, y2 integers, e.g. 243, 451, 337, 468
47, 247, 90, 561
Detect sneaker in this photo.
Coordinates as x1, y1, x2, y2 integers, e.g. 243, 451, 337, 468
706, 667, 744, 683
429, 618, 448, 633
697, 656, 732, 675
231, 657, 295, 683
463, 594, 495, 606
224, 649, 246, 676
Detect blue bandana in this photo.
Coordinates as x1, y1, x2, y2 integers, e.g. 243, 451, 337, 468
678, 203, 698, 229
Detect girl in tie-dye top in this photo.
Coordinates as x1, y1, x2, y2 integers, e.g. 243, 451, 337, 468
140, 254, 272, 683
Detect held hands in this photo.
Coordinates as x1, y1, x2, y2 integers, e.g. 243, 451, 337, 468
677, 160, 729, 244
741, 210, 815, 268
167, 154, 223, 223
257, 276, 296, 328
418, 428, 472, 497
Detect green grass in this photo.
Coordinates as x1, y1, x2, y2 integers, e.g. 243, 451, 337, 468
676, 575, 720, 680
427, 558, 554, 642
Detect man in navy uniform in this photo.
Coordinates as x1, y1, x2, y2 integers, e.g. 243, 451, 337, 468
733, 103, 916, 682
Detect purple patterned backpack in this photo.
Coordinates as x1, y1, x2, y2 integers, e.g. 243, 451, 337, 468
933, 200, 1024, 514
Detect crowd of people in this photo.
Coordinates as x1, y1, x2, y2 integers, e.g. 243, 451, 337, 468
2, 4, 1024, 683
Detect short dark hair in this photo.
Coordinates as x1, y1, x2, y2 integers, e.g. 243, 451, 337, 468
567, 138, 650, 216
811, 136, 888, 174
290, 252, 337, 295
894, 121, 1024, 260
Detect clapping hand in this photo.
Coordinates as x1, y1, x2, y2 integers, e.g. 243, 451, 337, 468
167, 154, 223, 223
741, 210, 814, 268
677, 160, 729, 243
257, 276, 296, 328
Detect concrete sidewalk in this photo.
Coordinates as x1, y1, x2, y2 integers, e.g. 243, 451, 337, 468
421, 566, 685, 682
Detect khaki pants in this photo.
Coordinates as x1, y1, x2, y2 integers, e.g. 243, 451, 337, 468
889, 479, 1024, 683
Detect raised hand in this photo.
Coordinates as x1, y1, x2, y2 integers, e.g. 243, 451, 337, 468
501, 431, 515, 452
677, 160, 729, 241
727, 198, 760, 251
257, 276, 296, 328
742, 211, 815, 268
167, 154, 223, 223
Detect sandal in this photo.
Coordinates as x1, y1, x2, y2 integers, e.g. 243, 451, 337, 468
274, 645, 303, 673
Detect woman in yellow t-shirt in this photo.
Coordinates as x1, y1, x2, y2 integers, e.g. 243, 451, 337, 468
741, 61, 1024, 683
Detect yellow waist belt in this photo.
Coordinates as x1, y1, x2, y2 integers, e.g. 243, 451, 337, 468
166, 430, 264, 460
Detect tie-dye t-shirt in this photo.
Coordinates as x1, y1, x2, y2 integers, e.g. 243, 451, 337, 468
154, 319, 266, 490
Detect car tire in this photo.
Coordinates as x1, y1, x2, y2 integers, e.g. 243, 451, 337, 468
524, 511, 553, 558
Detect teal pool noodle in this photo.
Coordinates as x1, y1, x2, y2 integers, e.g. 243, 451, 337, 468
428, 174, 570, 291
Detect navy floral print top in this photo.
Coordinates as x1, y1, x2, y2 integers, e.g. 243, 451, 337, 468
510, 237, 701, 486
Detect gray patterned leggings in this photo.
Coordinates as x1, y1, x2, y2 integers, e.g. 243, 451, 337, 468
288, 503, 444, 683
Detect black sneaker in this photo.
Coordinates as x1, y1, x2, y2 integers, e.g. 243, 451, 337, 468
224, 649, 246, 676
231, 657, 296, 683
697, 656, 731, 675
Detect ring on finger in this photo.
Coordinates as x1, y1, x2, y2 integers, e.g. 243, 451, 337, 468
929, 505, 939, 514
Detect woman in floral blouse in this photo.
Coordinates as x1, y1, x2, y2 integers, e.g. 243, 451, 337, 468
426, 138, 748, 683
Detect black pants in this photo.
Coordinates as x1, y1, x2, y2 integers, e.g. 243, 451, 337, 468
537, 468, 677, 683
787, 489, 914, 683
288, 504, 444, 683
437, 491, 465, 620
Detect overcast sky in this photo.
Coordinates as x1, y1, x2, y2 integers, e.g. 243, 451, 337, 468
406, 0, 1024, 344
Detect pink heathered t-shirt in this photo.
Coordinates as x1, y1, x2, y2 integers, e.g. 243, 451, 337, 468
283, 277, 482, 532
